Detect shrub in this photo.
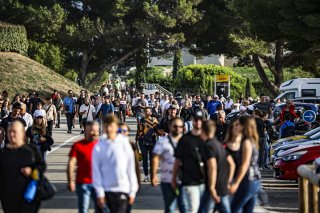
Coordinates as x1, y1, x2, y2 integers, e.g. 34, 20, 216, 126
28, 41, 64, 72
0, 22, 28, 54
175, 64, 248, 99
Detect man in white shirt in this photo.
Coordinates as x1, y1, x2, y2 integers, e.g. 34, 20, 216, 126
92, 115, 138, 213
152, 117, 186, 212
79, 97, 96, 124
21, 103, 33, 131
224, 96, 234, 114
160, 94, 169, 112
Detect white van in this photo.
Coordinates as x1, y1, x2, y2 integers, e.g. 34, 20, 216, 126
275, 78, 320, 101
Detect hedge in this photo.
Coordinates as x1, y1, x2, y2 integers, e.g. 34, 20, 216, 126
174, 64, 252, 99
0, 22, 28, 54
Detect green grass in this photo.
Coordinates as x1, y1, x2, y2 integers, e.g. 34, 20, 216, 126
0, 52, 84, 99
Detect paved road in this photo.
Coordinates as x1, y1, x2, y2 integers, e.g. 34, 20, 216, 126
1, 117, 298, 213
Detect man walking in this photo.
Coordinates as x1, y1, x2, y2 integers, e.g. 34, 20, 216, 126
172, 111, 206, 213
64, 90, 77, 133
93, 115, 138, 213
215, 111, 229, 142
43, 97, 57, 137
53, 93, 63, 128
79, 98, 96, 127
76, 90, 86, 133
67, 121, 101, 213
152, 117, 186, 213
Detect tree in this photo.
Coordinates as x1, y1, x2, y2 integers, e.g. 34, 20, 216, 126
172, 49, 183, 79
245, 77, 251, 98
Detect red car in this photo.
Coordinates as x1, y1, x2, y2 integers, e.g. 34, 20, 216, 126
273, 143, 320, 180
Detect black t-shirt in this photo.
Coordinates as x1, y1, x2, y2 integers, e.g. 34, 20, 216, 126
180, 107, 193, 122
175, 132, 205, 185
254, 102, 271, 113
225, 146, 240, 180
204, 138, 229, 196
215, 122, 229, 142
0, 115, 27, 144
255, 118, 266, 138
76, 97, 86, 107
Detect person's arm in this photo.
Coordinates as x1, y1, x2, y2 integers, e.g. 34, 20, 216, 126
171, 159, 181, 190
127, 142, 138, 204
207, 158, 220, 203
230, 139, 253, 194
151, 154, 160, 186
92, 146, 106, 209
67, 157, 77, 192
30, 103, 33, 113
226, 155, 235, 188
53, 106, 57, 124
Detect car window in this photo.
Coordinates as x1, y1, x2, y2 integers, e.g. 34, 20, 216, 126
282, 92, 296, 100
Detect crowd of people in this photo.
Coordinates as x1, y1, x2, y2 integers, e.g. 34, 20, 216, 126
0, 84, 300, 213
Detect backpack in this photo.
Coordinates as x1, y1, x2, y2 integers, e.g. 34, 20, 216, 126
282, 125, 295, 138
141, 117, 157, 147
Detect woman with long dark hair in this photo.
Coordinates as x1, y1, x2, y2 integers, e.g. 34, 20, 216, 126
0, 120, 46, 213
229, 116, 261, 213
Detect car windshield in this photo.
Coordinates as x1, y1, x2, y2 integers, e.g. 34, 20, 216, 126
310, 131, 320, 140
304, 126, 320, 137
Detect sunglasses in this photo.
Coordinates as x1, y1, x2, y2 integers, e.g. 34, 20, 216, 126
69, 93, 73, 95
173, 125, 184, 129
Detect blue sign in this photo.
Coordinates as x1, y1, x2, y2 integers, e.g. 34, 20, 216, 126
303, 110, 316, 123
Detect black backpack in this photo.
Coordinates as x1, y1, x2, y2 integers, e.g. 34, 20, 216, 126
282, 125, 295, 138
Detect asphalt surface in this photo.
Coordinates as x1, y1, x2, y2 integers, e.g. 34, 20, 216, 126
0, 117, 299, 213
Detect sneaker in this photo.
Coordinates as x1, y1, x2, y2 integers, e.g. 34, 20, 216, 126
73, 125, 75, 129
80, 130, 84, 134
143, 176, 150, 182
67, 130, 72, 134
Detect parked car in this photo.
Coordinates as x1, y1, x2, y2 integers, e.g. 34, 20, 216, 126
273, 143, 320, 180
273, 102, 318, 118
271, 129, 320, 163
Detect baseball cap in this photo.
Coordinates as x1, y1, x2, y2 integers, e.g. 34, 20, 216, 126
193, 110, 204, 120
34, 110, 46, 118
168, 104, 178, 110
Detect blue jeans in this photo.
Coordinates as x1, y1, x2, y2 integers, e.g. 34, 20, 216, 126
264, 142, 270, 167
76, 184, 101, 213
182, 184, 205, 213
231, 179, 261, 213
198, 190, 231, 213
160, 182, 186, 213
184, 121, 193, 133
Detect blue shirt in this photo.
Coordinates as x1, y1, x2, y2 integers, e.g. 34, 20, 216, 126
280, 121, 295, 137
100, 103, 114, 116
63, 97, 77, 113
207, 100, 222, 115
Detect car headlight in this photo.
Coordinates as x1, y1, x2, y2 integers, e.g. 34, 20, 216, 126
282, 151, 307, 162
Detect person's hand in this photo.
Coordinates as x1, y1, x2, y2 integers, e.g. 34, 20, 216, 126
152, 175, 159, 187
21, 167, 32, 176
128, 197, 135, 205
171, 179, 177, 190
230, 182, 239, 195
97, 197, 106, 209
67, 181, 76, 192
210, 189, 221, 203
40, 136, 46, 143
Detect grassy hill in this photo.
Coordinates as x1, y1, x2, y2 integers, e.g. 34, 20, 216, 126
0, 52, 84, 98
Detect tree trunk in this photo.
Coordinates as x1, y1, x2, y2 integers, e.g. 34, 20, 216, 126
79, 49, 89, 86
274, 40, 284, 87
87, 46, 142, 88
135, 50, 148, 91
252, 54, 279, 97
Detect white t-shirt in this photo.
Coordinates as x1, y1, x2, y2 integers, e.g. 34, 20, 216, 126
153, 136, 178, 183
225, 100, 234, 109
80, 104, 96, 121
160, 100, 169, 111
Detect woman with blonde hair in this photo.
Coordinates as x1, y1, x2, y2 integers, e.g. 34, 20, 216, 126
30, 110, 53, 159
229, 116, 261, 213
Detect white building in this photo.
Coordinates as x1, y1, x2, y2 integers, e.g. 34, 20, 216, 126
149, 49, 236, 67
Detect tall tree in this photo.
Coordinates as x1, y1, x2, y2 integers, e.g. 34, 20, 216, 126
172, 49, 183, 79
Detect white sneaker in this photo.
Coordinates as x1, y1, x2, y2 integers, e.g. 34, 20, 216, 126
143, 176, 150, 182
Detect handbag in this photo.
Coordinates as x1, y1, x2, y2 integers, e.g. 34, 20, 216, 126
37, 174, 57, 201
81, 105, 90, 124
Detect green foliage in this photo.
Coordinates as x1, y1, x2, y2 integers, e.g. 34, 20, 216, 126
172, 50, 183, 79
0, 22, 28, 54
175, 64, 247, 98
64, 69, 78, 82
28, 41, 64, 72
